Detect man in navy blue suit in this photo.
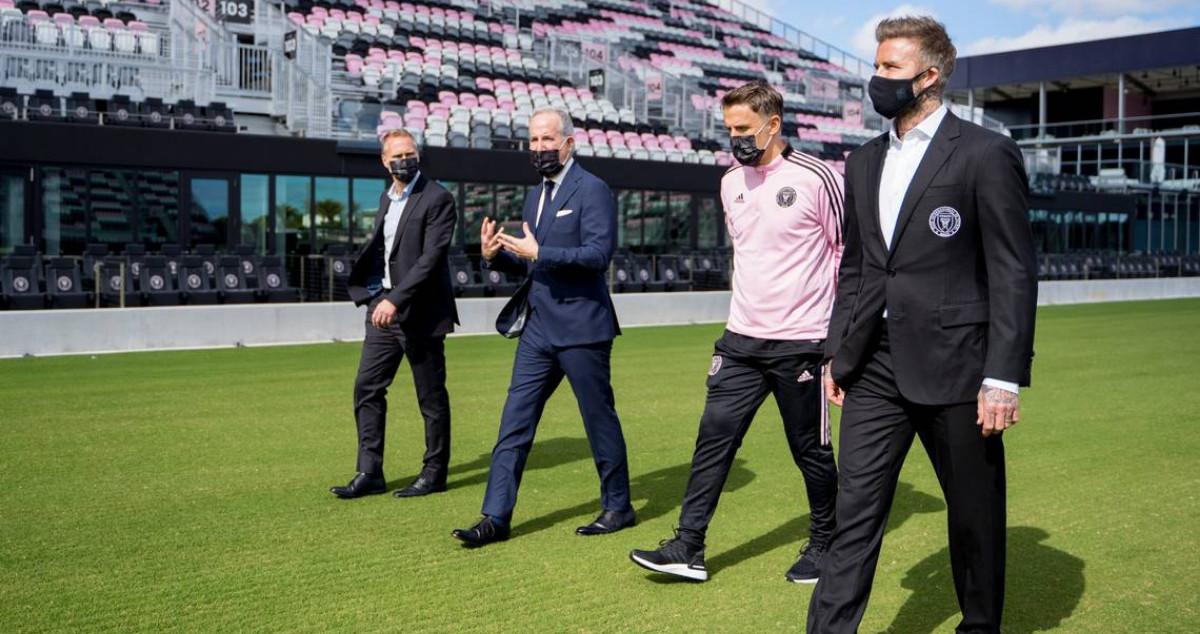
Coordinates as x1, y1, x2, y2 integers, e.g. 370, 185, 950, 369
452, 107, 635, 547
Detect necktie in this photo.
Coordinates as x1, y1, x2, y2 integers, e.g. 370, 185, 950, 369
536, 180, 554, 230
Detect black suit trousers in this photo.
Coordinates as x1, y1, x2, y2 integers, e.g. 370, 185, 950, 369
677, 330, 838, 546
352, 296, 451, 477
808, 323, 1006, 634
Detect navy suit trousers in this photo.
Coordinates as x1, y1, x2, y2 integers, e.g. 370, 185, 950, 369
481, 308, 632, 520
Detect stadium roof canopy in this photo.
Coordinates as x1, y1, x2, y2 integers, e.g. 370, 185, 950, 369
946, 26, 1200, 100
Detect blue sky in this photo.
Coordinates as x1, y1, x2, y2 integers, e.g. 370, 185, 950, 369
739, 0, 1198, 63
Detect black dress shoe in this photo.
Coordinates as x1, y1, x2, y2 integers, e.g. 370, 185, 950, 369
393, 474, 447, 498
452, 516, 510, 547
576, 508, 637, 536
329, 472, 387, 499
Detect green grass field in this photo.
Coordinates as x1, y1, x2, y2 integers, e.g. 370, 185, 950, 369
2, 299, 1198, 633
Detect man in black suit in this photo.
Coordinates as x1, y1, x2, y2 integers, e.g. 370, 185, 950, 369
330, 128, 459, 500
807, 16, 1037, 634
451, 106, 635, 546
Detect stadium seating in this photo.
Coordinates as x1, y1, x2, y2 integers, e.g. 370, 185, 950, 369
215, 255, 257, 304
139, 255, 182, 306
177, 255, 219, 305
44, 257, 91, 308
1, 255, 47, 309
256, 255, 301, 303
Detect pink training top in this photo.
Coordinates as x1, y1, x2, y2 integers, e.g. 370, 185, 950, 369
720, 144, 844, 341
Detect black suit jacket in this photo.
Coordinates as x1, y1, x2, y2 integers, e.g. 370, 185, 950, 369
347, 174, 459, 339
826, 111, 1038, 405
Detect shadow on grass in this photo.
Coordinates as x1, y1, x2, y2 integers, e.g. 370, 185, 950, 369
692, 481, 944, 581
876, 526, 1084, 634
431, 436, 597, 492
515, 457, 757, 538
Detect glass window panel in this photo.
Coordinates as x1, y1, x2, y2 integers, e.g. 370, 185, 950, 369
135, 171, 179, 250
42, 167, 88, 255
642, 190, 670, 251
461, 183, 491, 248
240, 174, 270, 253
352, 177, 388, 247
668, 192, 692, 252
275, 176, 311, 255
0, 173, 25, 255
189, 178, 229, 248
493, 184, 526, 223
314, 177, 350, 251
697, 195, 721, 248
617, 190, 642, 249
89, 169, 135, 252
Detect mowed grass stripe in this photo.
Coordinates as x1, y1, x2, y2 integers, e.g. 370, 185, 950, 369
1, 299, 1198, 633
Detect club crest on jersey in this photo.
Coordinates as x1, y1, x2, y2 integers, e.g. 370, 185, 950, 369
929, 206, 961, 238
776, 186, 797, 208
709, 355, 723, 376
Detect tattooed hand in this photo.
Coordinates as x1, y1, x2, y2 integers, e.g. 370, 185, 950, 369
977, 385, 1020, 437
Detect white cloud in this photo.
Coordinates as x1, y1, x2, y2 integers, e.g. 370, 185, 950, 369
986, 0, 1191, 16
849, 4, 939, 59
966, 15, 1177, 54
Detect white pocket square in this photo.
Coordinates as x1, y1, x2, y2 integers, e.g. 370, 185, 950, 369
556, 209, 574, 217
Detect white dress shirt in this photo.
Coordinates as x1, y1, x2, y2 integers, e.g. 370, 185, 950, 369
382, 173, 419, 289
878, 106, 1017, 394
535, 157, 574, 228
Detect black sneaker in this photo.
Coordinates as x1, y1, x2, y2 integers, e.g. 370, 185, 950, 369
629, 531, 708, 581
785, 540, 828, 584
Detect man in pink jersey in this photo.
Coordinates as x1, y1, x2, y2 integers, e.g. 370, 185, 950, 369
629, 81, 843, 583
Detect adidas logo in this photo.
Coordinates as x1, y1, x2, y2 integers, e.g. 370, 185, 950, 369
734, 193, 745, 203
797, 370, 814, 383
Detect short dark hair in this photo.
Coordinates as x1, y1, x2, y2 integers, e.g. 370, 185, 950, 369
875, 15, 956, 100
721, 80, 783, 118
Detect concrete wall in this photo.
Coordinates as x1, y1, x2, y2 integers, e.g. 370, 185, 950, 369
2, 279, 1198, 358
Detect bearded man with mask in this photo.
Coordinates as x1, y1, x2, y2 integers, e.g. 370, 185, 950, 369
807, 16, 1037, 634
332, 128, 459, 500
451, 106, 634, 547
629, 81, 842, 583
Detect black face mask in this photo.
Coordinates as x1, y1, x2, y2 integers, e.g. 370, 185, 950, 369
388, 157, 420, 183
530, 141, 567, 177
730, 120, 770, 166
869, 68, 932, 119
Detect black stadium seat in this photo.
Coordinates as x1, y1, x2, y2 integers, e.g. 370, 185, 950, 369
66, 92, 99, 125
174, 99, 209, 131
0, 87, 20, 121
2, 256, 47, 310
449, 254, 486, 298
232, 245, 260, 288
256, 256, 300, 303
139, 255, 182, 306
482, 268, 518, 297
106, 95, 139, 127
178, 255, 219, 304
215, 255, 256, 304
140, 97, 170, 129
45, 258, 92, 309
26, 90, 62, 122
98, 256, 138, 307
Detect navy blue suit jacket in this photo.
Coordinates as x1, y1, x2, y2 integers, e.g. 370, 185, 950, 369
485, 161, 621, 347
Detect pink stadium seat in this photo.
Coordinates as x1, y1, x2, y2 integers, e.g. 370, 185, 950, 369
329, 9, 345, 19
674, 136, 692, 150
0, 0, 16, 7
78, 15, 99, 27
53, 12, 73, 24
128, 20, 147, 31
28, 9, 50, 20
